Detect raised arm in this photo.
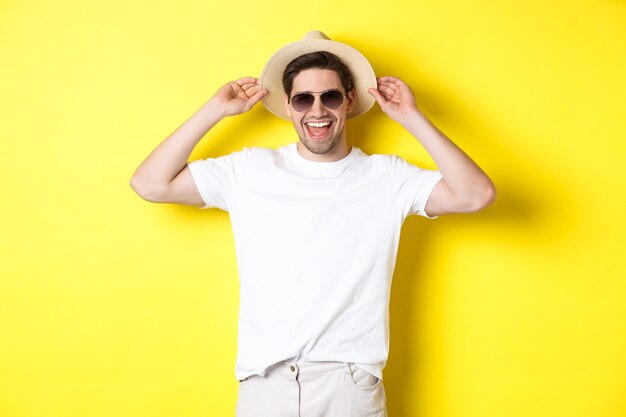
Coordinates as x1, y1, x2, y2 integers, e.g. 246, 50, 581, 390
368, 76, 496, 217
130, 77, 268, 205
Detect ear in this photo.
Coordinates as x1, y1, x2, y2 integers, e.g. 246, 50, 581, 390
284, 93, 292, 118
346, 89, 357, 113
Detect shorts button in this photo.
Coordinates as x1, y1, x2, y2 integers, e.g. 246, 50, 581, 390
290, 366, 295, 372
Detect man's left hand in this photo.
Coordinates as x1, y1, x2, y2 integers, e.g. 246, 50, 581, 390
368, 76, 422, 126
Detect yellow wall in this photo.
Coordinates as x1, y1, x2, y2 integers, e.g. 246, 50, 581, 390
1, 1, 624, 416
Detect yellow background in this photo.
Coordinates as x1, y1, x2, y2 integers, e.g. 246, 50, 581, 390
1, 0, 625, 416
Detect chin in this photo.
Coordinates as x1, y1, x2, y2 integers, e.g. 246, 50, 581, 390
302, 138, 340, 155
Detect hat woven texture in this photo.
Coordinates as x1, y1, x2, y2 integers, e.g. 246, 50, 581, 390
259, 30, 377, 121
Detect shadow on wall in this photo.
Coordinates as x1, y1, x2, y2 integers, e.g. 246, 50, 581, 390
372, 107, 576, 417
384, 173, 575, 416
384, 182, 575, 417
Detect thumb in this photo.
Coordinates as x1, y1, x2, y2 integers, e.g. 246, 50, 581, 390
368, 88, 385, 106
245, 89, 269, 110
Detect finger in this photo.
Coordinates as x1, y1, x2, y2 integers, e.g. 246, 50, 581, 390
378, 84, 397, 95
376, 78, 398, 88
242, 84, 262, 97
231, 79, 261, 97
377, 85, 398, 101
241, 82, 258, 90
245, 89, 269, 110
377, 76, 404, 86
368, 88, 386, 106
229, 81, 245, 96
234, 76, 258, 85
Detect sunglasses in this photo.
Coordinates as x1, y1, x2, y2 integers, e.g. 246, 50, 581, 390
289, 89, 347, 112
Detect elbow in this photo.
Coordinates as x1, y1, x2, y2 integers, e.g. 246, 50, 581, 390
467, 182, 496, 212
129, 175, 152, 201
130, 175, 167, 203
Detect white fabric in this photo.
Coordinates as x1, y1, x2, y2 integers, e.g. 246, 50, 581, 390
187, 143, 442, 382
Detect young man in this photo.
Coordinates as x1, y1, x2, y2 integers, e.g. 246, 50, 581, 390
131, 31, 495, 417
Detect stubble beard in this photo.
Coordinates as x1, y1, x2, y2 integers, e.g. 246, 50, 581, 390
296, 122, 344, 155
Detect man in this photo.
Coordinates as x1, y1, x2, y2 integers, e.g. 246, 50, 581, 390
130, 31, 495, 417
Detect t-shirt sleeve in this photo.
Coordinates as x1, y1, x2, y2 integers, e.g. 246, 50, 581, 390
393, 155, 443, 219
186, 150, 244, 211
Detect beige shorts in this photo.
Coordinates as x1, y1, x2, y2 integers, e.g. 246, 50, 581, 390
236, 360, 387, 417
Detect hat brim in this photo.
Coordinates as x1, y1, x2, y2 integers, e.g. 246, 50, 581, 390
259, 38, 377, 121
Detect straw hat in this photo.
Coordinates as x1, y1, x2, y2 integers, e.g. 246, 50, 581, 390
259, 30, 377, 121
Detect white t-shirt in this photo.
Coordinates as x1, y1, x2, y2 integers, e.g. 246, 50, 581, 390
187, 142, 442, 381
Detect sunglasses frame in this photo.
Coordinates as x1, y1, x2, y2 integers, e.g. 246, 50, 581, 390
288, 89, 348, 113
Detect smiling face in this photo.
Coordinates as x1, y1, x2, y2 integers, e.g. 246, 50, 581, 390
285, 68, 356, 162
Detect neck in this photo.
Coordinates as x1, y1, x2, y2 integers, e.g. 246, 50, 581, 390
296, 138, 351, 162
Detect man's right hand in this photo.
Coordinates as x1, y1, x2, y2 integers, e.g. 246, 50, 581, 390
130, 76, 268, 207
212, 77, 268, 118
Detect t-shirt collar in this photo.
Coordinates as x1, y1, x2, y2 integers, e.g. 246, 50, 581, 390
288, 142, 357, 172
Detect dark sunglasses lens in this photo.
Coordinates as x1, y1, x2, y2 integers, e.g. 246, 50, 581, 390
321, 91, 344, 109
291, 94, 314, 112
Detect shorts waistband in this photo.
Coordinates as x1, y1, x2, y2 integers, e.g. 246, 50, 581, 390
267, 360, 352, 378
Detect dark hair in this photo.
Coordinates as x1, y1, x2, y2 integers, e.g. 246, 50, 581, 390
282, 51, 354, 99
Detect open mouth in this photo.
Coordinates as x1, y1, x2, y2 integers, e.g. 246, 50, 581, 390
304, 120, 333, 140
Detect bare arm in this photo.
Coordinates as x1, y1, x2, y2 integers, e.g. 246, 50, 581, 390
130, 77, 268, 205
368, 77, 496, 216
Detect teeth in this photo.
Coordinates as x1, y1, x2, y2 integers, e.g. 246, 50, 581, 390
306, 121, 331, 127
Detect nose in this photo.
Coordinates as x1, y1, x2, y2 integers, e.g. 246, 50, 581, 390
309, 96, 327, 116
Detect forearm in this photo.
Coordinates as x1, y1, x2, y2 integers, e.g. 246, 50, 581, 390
401, 109, 495, 205
130, 99, 225, 194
